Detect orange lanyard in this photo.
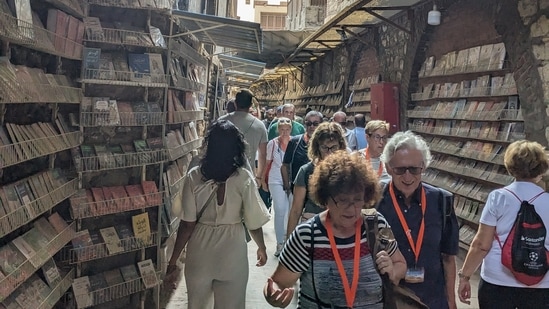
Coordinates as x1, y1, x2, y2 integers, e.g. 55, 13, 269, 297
364, 147, 383, 177
389, 183, 426, 264
325, 212, 361, 308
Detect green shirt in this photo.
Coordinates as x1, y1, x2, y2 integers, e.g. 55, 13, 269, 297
267, 120, 305, 140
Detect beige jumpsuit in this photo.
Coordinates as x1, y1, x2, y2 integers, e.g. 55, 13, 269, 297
181, 167, 270, 309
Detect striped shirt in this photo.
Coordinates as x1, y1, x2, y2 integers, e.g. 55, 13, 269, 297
279, 213, 397, 308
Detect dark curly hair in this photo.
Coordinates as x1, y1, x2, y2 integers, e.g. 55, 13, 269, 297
200, 120, 247, 182
309, 151, 381, 209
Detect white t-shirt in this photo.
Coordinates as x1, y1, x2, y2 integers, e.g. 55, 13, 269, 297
266, 138, 285, 185
480, 181, 549, 288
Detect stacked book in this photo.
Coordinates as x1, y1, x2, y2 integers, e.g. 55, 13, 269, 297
71, 259, 158, 308
69, 212, 154, 262
68, 181, 162, 218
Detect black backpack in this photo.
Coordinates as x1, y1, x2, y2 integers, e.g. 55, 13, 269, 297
497, 188, 549, 285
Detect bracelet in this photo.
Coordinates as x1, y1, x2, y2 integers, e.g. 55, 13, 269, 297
457, 269, 470, 281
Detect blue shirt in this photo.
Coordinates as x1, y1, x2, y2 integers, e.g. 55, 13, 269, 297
353, 127, 367, 150
376, 182, 459, 309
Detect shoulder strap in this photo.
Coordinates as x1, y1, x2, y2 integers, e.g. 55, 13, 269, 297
288, 135, 303, 180
504, 188, 545, 204
196, 185, 218, 222
309, 218, 322, 309
364, 211, 379, 265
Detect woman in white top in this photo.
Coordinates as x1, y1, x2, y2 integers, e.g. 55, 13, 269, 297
165, 120, 271, 309
458, 140, 549, 308
359, 120, 391, 182
262, 117, 292, 256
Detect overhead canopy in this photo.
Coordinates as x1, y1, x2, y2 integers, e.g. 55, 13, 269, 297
172, 10, 263, 53
219, 55, 265, 76
236, 30, 315, 69
256, 0, 425, 82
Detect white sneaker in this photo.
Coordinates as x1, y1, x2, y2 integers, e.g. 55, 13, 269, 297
274, 243, 284, 257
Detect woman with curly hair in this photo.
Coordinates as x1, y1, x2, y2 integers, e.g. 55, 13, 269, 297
285, 122, 348, 240
165, 120, 271, 309
264, 151, 406, 308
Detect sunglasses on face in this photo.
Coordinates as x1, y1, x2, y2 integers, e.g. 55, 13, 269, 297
305, 121, 320, 127
391, 166, 423, 175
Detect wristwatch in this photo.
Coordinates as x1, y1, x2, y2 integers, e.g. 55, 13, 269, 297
457, 269, 470, 281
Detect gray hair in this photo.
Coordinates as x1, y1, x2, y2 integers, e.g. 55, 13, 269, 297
283, 103, 295, 111
305, 110, 323, 121
381, 130, 432, 167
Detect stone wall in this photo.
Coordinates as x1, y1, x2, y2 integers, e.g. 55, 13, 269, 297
518, 0, 549, 143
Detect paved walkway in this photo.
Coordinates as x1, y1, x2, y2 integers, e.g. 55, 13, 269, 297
163, 217, 480, 308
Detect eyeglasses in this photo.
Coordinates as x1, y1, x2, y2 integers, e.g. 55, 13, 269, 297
369, 134, 389, 142
278, 119, 292, 124
320, 144, 340, 152
391, 166, 423, 175
330, 196, 364, 210
305, 121, 320, 127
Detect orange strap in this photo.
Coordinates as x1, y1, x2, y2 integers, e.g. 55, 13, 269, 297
325, 212, 361, 308
364, 147, 383, 177
389, 182, 426, 264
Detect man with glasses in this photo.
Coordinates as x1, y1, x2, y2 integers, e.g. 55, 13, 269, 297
332, 111, 357, 151
377, 130, 459, 309
360, 120, 391, 182
281, 110, 323, 196
268, 103, 305, 140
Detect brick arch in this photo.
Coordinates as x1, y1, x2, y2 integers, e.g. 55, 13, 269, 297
402, 0, 547, 144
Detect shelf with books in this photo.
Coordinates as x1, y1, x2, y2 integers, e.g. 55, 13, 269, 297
408, 123, 525, 143
419, 43, 508, 78
77, 148, 168, 172
345, 103, 371, 113
62, 231, 159, 264
0, 12, 84, 61
0, 130, 81, 168
167, 137, 203, 161
429, 158, 513, 187
411, 86, 517, 101
170, 39, 207, 68
168, 110, 205, 124
35, 268, 75, 309
84, 27, 164, 50
429, 141, 504, 166
88, 0, 174, 11
80, 111, 166, 127
169, 77, 204, 93
0, 177, 78, 238
80, 68, 168, 88
454, 195, 482, 226
70, 258, 159, 308
0, 64, 83, 104
422, 169, 492, 203
0, 222, 75, 302
69, 190, 164, 219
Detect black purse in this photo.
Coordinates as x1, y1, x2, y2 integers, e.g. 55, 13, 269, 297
363, 210, 429, 309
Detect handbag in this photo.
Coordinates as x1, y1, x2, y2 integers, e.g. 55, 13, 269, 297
363, 210, 429, 309
264, 138, 277, 185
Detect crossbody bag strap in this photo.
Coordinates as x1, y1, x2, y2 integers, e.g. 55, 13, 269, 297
195, 184, 218, 222
288, 135, 303, 182
364, 212, 398, 309
309, 218, 322, 309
